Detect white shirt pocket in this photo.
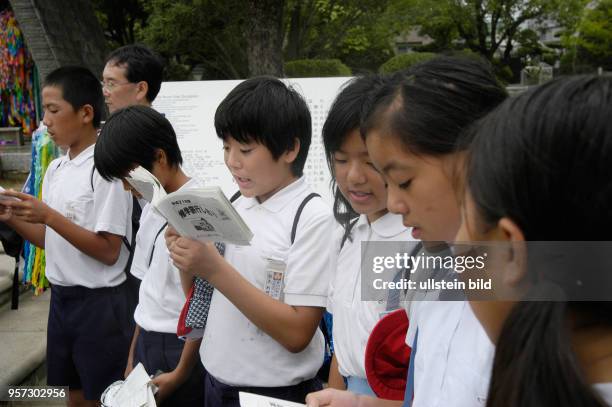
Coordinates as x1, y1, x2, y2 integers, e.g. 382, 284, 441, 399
64, 197, 94, 230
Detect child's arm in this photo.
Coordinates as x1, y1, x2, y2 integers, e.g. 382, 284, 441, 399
328, 354, 347, 390
305, 389, 402, 407
125, 325, 140, 378
166, 227, 195, 296
2, 191, 123, 265
151, 338, 202, 403
169, 238, 323, 353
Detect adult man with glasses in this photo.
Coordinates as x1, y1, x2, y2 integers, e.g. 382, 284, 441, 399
101, 44, 164, 113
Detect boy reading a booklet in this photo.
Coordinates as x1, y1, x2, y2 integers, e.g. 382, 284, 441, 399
166, 76, 334, 406
94, 105, 205, 406
0, 66, 133, 405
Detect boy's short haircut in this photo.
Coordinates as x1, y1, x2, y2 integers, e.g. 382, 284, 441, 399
214, 76, 312, 177
44, 66, 104, 128
94, 105, 183, 181
105, 44, 164, 103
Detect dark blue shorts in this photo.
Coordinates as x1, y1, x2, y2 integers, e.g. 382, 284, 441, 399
204, 370, 322, 407
46, 282, 133, 401
133, 329, 205, 406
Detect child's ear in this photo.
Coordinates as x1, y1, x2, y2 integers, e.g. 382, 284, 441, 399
496, 217, 527, 288
155, 148, 168, 166
80, 104, 95, 125
282, 138, 300, 164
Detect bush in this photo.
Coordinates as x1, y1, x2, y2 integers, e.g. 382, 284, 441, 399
284, 59, 352, 78
378, 52, 437, 74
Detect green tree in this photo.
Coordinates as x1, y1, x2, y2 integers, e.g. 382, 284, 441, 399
379, 52, 437, 74
91, 0, 148, 48
91, 0, 427, 79
562, 0, 612, 72
284, 0, 398, 73
407, 0, 584, 65
140, 0, 248, 79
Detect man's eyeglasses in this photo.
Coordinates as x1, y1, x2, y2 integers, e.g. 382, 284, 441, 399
100, 80, 132, 91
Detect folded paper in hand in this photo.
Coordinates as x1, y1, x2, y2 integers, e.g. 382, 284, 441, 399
101, 363, 157, 407
239, 392, 306, 407
125, 167, 253, 245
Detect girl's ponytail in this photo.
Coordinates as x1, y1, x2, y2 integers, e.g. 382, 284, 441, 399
488, 301, 607, 407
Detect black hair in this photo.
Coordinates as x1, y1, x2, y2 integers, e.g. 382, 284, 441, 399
94, 105, 183, 181
467, 76, 612, 407
361, 56, 508, 156
44, 66, 104, 128
214, 76, 311, 177
105, 44, 164, 103
322, 75, 387, 243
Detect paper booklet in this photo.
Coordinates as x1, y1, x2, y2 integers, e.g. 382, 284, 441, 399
239, 392, 306, 407
124, 166, 253, 245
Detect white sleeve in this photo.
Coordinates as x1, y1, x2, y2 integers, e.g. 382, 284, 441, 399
92, 171, 132, 236
326, 225, 344, 314
283, 202, 335, 307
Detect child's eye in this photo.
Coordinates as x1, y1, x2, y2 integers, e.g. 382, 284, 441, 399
240, 148, 253, 154
399, 179, 412, 190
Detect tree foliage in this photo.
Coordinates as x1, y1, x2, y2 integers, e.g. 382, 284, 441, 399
407, 0, 584, 64
285, 58, 352, 77
91, 0, 148, 48
379, 52, 437, 74
561, 0, 612, 72
92, 0, 405, 79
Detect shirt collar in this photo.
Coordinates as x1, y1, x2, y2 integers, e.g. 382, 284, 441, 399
63, 144, 95, 167
178, 178, 199, 191
242, 177, 308, 213
369, 212, 408, 238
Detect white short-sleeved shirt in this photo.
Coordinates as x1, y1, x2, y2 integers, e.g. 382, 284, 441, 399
200, 177, 334, 387
130, 203, 161, 280
328, 213, 415, 378
407, 299, 493, 407
42, 144, 132, 288
133, 179, 200, 333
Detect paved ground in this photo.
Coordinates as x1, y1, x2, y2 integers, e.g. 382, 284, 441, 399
0, 252, 54, 406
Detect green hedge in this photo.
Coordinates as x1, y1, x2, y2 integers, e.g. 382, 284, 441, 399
284, 59, 352, 78
379, 52, 438, 74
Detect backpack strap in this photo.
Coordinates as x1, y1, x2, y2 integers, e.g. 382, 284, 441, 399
339, 217, 360, 250
229, 190, 242, 203
122, 196, 142, 267
148, 221, 169, 267
90, 163, 96, 192
291, 192, 321, 244
229, 190, 320, 244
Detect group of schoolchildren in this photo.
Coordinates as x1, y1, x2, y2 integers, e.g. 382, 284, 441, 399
0, 43, 611, 407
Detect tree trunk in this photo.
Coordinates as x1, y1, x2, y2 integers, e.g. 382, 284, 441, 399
9, 0, 108, 81
286, 0, 303, 61
245, 0, 286, 77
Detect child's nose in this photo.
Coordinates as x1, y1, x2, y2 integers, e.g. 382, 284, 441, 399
226, 150, 242, 169
386, 187, 408, 215
346, 162, 366, 184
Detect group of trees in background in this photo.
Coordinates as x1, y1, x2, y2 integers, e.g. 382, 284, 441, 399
91, 0, 611, 82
